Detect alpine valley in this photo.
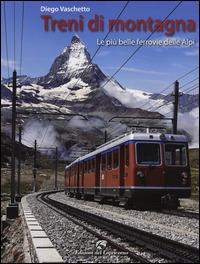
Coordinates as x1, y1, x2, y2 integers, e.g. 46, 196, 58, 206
1, 36, 199, 160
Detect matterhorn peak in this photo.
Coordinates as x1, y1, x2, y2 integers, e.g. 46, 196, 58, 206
37, 36, 106, 88
61, 35, 84, 55
71, 35, 81, 44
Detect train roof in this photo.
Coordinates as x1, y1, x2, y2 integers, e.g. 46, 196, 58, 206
65, 132, 188, 169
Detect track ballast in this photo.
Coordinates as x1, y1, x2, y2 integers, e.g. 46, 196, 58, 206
37, 191, 199, 263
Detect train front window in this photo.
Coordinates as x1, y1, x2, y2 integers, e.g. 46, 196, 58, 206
165, 144, 187, 166
136, 143, 161, 165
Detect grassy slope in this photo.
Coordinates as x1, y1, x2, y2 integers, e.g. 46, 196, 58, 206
189, 148, 199, 199
1, 132, 66, 194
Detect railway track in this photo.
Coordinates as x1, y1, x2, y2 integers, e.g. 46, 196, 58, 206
36, 191, 150, 263
158, 209, 199, 220
37, 191, 199, 263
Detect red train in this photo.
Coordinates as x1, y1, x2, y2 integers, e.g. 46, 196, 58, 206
64, 132, 191, 208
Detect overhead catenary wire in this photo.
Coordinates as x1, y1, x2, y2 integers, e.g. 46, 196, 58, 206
162, 96, 199, 116
150, 100, 173, 112
180, 77, 199, 89
13, 0, 16, 70
99, 1, 183, 92
3, 1, 10, 79
146, 94, 172, 111
47, 0, 131, 112
140, 83, 174, 111
182, 83, 199, 93
145, 66, 199, 111
38, 1, 130, 148
40, 1, 183, 148
183, 85, 199, 94
150, 83, 199, 113
20, 1, 24, 76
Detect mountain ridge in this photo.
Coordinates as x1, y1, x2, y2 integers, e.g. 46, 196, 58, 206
1, 35, 199, 158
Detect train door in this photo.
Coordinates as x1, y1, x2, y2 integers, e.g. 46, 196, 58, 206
120, 145, 125, 197
76, 163, 80, 195
69, 167, 71, 194
95, 154, 101, 195
100, 153, 107, 195
80, 162, 84, 194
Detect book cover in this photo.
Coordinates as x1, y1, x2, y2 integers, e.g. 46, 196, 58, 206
1, 1, 199, 263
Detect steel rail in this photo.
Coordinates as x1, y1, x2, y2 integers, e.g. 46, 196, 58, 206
37, 192, 199, 263
158, 209, 199, 220
36, 191, 149, 263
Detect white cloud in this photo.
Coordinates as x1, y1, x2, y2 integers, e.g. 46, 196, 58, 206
103, 66, 167, 75
97, 51, 111, 57
184, 49, 199, 56
1, 58, 20, 70
102, 80, 199, 147
178, 107, 199, 147
171, 63, 187, 69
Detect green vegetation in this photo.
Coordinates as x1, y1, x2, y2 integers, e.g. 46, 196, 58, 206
189, 148, 199, 200
1, 132, 66, 215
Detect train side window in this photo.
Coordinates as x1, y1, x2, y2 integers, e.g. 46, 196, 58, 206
90, 160, 92, 172
88, 160, 91, 173
91, 159, 94, 172
89, 160, 92, 173
102, 154, 106, 171
125, 145, 129, 166
84, 161, 87, 173
80, 163, 82, 173
107, 152, 112, 170
87, 161, 89, 173
165, 144, 187, 166
91, 159, 95, 172
113, 149, 119, 168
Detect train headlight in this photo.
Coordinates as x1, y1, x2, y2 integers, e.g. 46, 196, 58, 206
181, 172, 188, 179
181, 172, 188, 185
137, 171, 144, 178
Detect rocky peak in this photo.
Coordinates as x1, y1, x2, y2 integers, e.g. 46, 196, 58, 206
71, 35, 81, 44
37, 35, 106, 88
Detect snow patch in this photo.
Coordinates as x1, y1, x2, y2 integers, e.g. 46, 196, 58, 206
102, 79, 172, 113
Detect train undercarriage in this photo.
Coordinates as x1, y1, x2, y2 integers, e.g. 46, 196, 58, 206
65, 187, 191, 209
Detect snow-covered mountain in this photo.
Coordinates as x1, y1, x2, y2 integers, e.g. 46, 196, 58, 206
37, 35, 108, 89
1, 35, 199, 158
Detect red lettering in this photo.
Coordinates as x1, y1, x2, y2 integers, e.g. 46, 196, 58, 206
58, 20, 67, 32
186, 19, 196, 32
88, 15, 99, 32
41, 15, 52, 31
147, 17, 153, 32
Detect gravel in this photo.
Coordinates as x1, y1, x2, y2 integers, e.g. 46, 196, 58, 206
25, 192, 199, 263
49, 192, 199, 249
26, 193, 147, 263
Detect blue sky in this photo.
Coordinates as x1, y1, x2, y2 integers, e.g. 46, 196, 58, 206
1, 1, 199, 94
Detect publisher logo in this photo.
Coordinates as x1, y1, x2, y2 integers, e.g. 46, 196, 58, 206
94, 240, 108, 255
